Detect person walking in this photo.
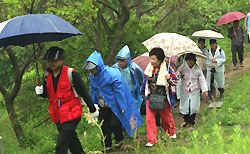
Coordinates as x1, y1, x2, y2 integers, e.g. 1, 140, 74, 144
176, 53, 208, 127
35, 46, 99, 154
228, 20, 246, 70
205, 39, 226, 100
140, 47, 177, 147
82, 51, 143, 153
112, 45, 145, 112
197, 39, 208, 78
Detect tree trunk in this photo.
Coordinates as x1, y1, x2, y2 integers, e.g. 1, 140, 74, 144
4, 97, 23, 143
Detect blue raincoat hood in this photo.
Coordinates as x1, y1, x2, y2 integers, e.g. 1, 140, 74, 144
115, 45, 132, 65
85, 50, 104, 74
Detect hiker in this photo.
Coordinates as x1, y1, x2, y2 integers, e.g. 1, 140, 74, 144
112, 45, 145, 112
176, 53, 208, 127
197, 39, 208, 78
82, 51, 143, 153
35, 46, 99, 154
140, 47, 177, 147
205, 39, 226, 100
228, 20, 246, 70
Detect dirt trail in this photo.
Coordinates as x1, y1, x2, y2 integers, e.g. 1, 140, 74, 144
173, 52, 250, 127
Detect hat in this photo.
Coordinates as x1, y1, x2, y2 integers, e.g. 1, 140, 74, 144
210, 39, 217, 44
82, 61, 97, 70
44, 46, 64, 60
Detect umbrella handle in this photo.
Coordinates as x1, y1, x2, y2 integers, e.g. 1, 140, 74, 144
37, 77, 41, 86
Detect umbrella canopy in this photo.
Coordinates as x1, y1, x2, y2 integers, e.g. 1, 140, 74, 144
132, 52, 177, 72
142, 33, 202, 58
191, 30, 225, 40
216, 12, 247, 26
0, 14, 82, 47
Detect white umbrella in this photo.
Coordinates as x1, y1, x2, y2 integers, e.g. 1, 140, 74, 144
191, 30, 224, 40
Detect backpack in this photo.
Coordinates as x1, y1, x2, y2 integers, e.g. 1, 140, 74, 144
44, 68, 87, 107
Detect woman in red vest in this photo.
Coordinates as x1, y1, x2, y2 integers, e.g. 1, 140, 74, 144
35, 47, 99, 154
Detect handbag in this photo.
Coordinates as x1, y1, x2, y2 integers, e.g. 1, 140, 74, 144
149, 94, 166, 110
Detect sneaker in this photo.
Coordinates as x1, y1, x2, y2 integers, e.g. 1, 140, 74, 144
101, 146, 112, 153
170, 134, 176, 139
233, 66, 237, 70
241, 63, 244, 67
146, 142, 154, 147
115, 140, 123, 149
180, 122, 188, 128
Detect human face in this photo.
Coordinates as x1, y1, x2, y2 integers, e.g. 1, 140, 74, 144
198, 41, 205, 49
150, 55, 162, 68
117, 59, 128, 69
186, 59, 195, 68
90, 68, 97, 75
233, 21, 239, 28
210, 43, 217, 51
47, 59, 64, 71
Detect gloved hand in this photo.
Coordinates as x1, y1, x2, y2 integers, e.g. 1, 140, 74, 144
35, 86, 43, 95
90, 110, 99, 119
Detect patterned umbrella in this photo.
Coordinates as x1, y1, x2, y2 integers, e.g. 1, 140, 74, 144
142, 33, 203, 58
216, 12, 247, 26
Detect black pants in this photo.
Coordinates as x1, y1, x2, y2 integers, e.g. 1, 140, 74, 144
99, 108, 124, 147
208, 86, 224, 99
231, 45, 244, 66
155, 112, 161, 126
56, 118, 84, 154
183, 100, 196, 125
183, 114, 196, 125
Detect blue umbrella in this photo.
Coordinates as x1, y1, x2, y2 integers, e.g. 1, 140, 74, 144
0, 14, 82, 47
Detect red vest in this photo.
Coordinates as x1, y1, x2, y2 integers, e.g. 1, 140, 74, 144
46, 65, 82, 124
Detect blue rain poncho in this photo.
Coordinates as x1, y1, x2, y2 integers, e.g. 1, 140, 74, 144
85, 51, 143, 137
112, 45, 145, 111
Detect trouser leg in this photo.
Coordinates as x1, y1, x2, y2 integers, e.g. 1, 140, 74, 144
146, 100, 158, 144
237, 45, 244, 63
159, 102, 176, 136
189, 114, 196, 125
99, 108, 113, 147
110, 112, 124, 142
155, 112, 161, 126
231, 46, 237, 66
56, 118, 84, 154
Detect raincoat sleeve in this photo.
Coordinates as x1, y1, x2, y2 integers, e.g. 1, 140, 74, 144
175, 63, 184, 79
205, 53, 212, 67
111, 75, 127, 111
215, 49, 226, 66
198, 69, 208, 93
134, 64, 145, 86
140, 75, 147, 96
